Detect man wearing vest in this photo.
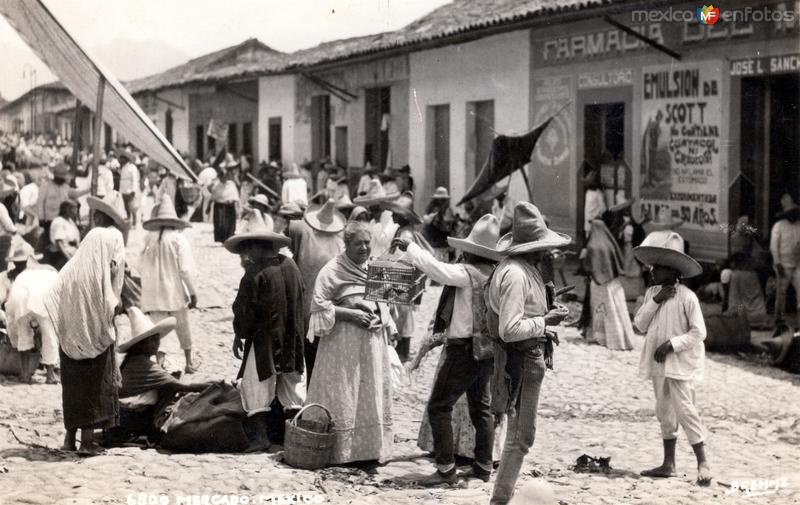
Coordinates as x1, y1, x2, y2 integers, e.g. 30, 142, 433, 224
485, 202, 571, 504
393, 214, 503, 485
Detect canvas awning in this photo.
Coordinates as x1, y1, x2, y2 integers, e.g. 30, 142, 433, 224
0, 0, 197, 181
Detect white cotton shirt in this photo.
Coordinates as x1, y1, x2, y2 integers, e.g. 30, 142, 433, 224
584, 189, 607, 234
97, 164, 115, 198
486, 257, 547, 343
49, 216, 80, 247
634, 284, 706, 381
404, 242, 472, 339
770, 219, 800, 268
281, 178, 308, 206
119, 162, 140, 195
139, 229, 195, 312
19, 183, 38, 211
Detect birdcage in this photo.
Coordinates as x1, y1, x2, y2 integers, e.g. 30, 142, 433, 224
365, 258, 426, 305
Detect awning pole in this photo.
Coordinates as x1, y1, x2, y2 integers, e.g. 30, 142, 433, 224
91, 77, 105, 199
71, 100, 81, 173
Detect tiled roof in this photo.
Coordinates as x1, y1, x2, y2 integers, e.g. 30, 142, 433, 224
127, 0, 627, 91
127, 38, 286, 94
285, 0, 623, 69
1, 81, 69, 111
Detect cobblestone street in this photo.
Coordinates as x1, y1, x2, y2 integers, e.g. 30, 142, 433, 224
1, 223, 798, 505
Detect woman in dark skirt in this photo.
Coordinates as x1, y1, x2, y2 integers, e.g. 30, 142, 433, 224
211, 171, 240, 243
43, 226, 127, 455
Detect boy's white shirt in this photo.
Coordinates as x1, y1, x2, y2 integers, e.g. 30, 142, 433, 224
634, 284, 707, 381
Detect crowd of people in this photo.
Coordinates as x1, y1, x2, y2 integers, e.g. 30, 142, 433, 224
8, 131, 800, 503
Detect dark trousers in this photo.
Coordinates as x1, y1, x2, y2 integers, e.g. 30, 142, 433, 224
395, 336, 411, 362
427, 340, 494, 470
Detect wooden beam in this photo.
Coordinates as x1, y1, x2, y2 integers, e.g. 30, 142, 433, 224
218, 84, 258, 103
153, 93, 185, 110
304, 73, 357, 100
71, 100, 81, 174
91, 77, 105, 209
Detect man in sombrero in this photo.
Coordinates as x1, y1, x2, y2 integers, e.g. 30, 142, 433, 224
486, 202, 571, 505
285, 199, 345, 378
393, 214, 504, 484
139, 194, 198, 374
633, 230, 712, 486
225, 210, 306, 451
113, 308, 216, 444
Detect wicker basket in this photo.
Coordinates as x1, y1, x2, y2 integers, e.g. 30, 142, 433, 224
283, 403, 335, 470
179, 184, 202, 205
365, 257, 427, 305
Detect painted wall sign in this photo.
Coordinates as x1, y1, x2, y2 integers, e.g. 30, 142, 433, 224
531, 76, 571, 169
730, 53, 800, 76
578, 69, 633, 89
535, 1, 799, 66
639, 62, 723, 230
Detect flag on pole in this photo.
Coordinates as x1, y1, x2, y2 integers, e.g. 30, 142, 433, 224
206, 119, 227, 141
457, 116, 554, 206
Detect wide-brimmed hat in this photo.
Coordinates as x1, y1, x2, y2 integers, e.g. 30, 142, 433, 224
278, 201, 304, 219
380, 191, 422, 224
220, 152, 240, 170
353, 179, 399, 205
87, 193, 129, 230
143, 194, 189, 231
643, 211, 684, 233
447, 214, 503, 261
0, 176, 18, 198
431, 186, 450, 200
762, 324, 795, 365
496, 202, 572, 254
117, 307, 176, 354
248, 193, 273, 213
6, 240, 42, 262
304, 199, 346, 233
633, 230, 702, 278
334, 193, 356, 210
283, 163, 303, 180
348, 206, 369, 222
119, 149, 134, 161
52, 161, 70, 178
224, 209, 291, 253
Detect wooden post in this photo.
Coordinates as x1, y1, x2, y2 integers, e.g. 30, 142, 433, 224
520, 164, 534, 204
91, 77, 105, 198
70, 100, 81, 174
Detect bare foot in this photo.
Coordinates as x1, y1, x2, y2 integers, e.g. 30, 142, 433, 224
641, 465, 677, 478
184, 364, 199, 374
77, 442, 105, 456
697, 463, 712, 486
62, 432, 77, 452
244, 440, 271, 453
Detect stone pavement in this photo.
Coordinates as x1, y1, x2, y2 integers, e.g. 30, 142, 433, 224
0, 223, 798, 505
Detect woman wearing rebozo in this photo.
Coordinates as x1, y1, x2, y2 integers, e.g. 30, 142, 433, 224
304, 221, 395, 465
43, 226, 126, 454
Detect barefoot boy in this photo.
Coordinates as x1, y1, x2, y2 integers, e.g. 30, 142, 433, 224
633, 230, 712, 486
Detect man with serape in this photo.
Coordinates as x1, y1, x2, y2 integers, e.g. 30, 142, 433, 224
226, 210, 306, 451
393, 214, 504, 484
486, 202, 571, 504
285, 199, 345, 379
139, 194, 198, 374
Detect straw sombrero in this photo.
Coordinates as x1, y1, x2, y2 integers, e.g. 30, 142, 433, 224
633, 230, 702, 278
143, 194, 190, 231
278, 201, 304, 219
380, 191, 421, 224
117, 307, 176, 354
87, 193, 129, 230
6, 240, 42, 262
353, 179, 399, 205
447, 214, 503, 262
304, 199, 346, 233
334, 193, 356, 210
496, 202, 572, 255
224, 209, 290, 254
643, 210, 684, 233
431, 187, 450, 200
248, 193, 273, 213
